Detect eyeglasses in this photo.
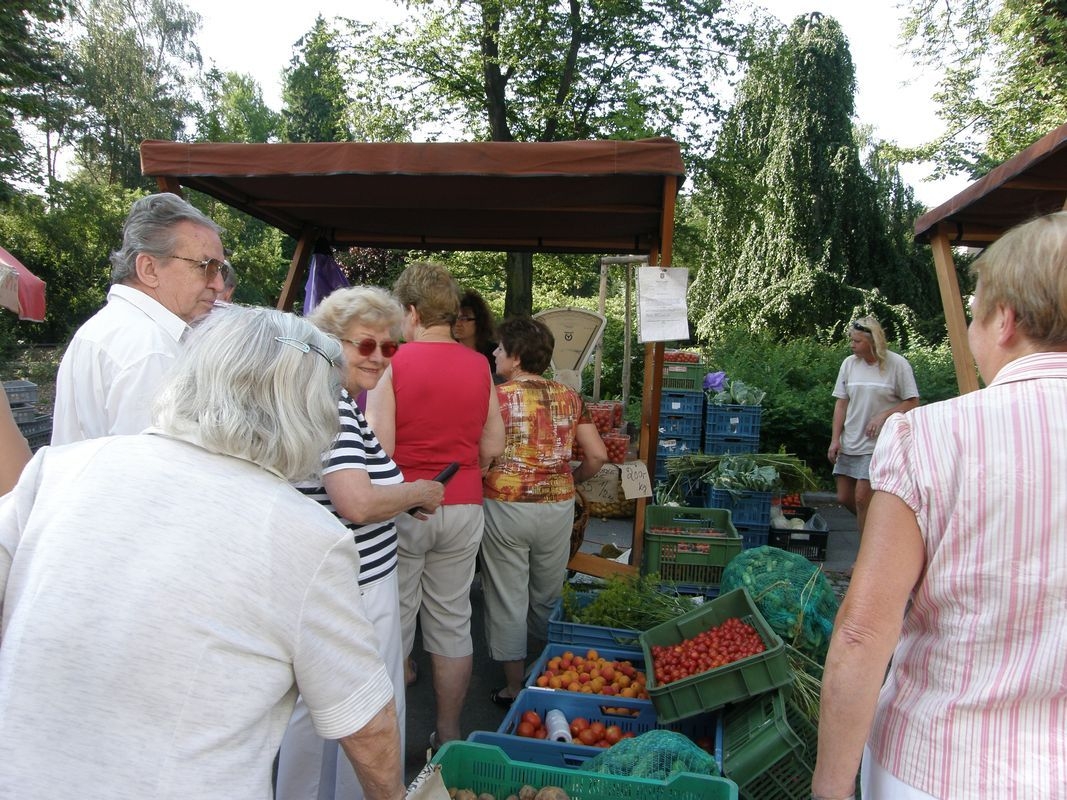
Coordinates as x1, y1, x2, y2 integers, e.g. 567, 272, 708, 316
274, 336, 338, 367
851, 321, 871, 333
171, 255, 232, 282
455, 315, 476, 323
341, 337, 400, 358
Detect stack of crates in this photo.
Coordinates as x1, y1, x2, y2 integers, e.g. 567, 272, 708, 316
702, 401, 768, 546
637, 588, 821, 799
656, 358, 706, 488
704, 403, 761, 456
4, 380, 51, 451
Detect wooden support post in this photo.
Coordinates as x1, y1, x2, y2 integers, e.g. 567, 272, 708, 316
930, 226, 979, 394
155, 177, 183, 196
277, 229, 318, 313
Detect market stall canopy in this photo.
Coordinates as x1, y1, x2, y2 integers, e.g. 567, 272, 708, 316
914, 121, 1067, 247
0, 245, 46, 322
139, 138, 685, 254
912, 121, 1067, 394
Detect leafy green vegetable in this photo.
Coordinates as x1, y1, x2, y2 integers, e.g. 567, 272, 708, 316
708, 378, 766, 406
661, 450, 819, 503
562, 574, 699, 635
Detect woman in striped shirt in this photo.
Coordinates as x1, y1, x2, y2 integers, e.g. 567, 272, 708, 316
814, 211, 1067, 799
276, 286, 445, 800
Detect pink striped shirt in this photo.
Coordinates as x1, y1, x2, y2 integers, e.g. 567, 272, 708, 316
868, 352, 1067, 798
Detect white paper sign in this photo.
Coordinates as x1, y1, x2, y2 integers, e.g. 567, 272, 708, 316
637, 266, 690, 342
620, 460, 653, 499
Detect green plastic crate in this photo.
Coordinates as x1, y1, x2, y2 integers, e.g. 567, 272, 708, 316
722, 688, 817, 800
661, 362, 706, 392
638, 588, 792, 723
643, 506, 742, 592
426, 740, 738, 800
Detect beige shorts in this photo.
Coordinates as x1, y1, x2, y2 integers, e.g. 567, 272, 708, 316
395, 504, 484, 659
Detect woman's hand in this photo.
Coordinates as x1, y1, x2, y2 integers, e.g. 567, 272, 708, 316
409, 478, 446, 519
864, 412, 888, 439
827, 441, 841, 464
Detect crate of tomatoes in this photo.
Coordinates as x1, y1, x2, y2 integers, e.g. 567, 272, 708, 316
524, 644, 650, 702
488, 688, 723, 772
639, 588, 791, 723
643, 506, 743, 594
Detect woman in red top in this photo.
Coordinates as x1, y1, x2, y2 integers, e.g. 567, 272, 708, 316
366, 262, 504, 750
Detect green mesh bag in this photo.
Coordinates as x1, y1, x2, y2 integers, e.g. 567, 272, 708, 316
719, 546, 839, 665
580, 729, 720, 779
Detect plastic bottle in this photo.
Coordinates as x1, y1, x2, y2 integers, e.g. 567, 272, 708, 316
545, 709, 573, 743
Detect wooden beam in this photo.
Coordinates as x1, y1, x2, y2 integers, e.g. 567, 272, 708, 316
155, 177, 183, 196
277, 229, 317, 312
930, 225, 979, 393
566, 551, 638, 579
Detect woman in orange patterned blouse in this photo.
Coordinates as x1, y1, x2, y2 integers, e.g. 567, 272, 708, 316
481, 316, 607, 707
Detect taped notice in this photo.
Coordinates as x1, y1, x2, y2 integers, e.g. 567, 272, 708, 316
637, 266, 689, 342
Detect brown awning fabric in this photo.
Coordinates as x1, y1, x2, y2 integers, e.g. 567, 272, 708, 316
914, 122, 1067, 246
139, 138, 685, 254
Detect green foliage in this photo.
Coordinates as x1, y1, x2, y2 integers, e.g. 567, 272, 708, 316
0, 0, 74, 196
687, 14, 938, 343
196, 69, 280, 143
899, 0, 1067, 177
0, 179, 135, 344
72, 0, 202, 188
282, 16, 352, 143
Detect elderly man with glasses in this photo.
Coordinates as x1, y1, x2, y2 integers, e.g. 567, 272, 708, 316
52, 193, 230, 444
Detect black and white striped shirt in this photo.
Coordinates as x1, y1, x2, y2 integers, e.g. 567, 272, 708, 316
296, 391, 403, 586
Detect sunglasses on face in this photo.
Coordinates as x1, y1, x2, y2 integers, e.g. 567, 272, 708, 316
170, 255, 232, 282
342, 337, 400, 358
455, 315, 476, 323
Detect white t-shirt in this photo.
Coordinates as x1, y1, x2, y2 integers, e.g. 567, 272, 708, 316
0, 434, 394, 800
51, 285, 188, 445
832, 351, 919, 455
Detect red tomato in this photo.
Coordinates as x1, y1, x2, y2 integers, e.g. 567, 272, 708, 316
604, 725, 623, 745
521, 710, 542, 728
516, 721, 536, 738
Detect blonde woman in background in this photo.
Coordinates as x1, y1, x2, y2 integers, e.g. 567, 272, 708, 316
827, 315, 919, 537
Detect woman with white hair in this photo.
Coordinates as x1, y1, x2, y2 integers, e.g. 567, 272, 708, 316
0, 306, 404, 800
276, 286, 445, 800
827, 314, 919, 538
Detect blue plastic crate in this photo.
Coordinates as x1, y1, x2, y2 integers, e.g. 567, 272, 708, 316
705, 487, 772, 528
548, 591, 642, 649
660, 390, 705, 417
705, 405, 761, 439
734, 522, 770, 550
660, 413, 704, 439
702, 435, 759, 456
484, 688, 725, 773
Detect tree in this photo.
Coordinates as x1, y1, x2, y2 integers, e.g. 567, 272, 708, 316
339, 0, 741, 315
72, 0, 202, 188
0, 0, 74, 197
688, 14, 936, 343
197, 69, 281, 144
899, 0, 1067, 177
281, 17, 352, 143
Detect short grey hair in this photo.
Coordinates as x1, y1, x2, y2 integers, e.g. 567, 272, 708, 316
153, 305, 343, 482
309, 285, 404, 339
110, 193, 224, 284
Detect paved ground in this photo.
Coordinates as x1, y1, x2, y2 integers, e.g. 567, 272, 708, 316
401, 492, 859, 782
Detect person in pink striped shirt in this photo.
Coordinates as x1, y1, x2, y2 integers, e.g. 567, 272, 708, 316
814, 210, 1067, 800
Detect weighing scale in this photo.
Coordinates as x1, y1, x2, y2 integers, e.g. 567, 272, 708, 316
533, 307, 607, 392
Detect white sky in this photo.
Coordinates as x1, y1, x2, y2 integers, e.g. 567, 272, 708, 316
182, 0, 970, 208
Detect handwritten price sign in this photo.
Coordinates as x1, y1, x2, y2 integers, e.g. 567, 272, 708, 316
620, 461, 652, 499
